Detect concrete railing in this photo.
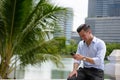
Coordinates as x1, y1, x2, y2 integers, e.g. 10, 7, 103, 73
104, 49, 120, 80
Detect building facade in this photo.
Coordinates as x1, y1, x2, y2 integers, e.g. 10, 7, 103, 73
54, 8, 73, 44
86, 0, 120, 43
71, 31, 80, 43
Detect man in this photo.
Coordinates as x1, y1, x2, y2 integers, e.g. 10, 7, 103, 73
67, 24, 106, 80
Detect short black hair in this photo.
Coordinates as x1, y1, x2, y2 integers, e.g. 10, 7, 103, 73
77, 24, 90, 33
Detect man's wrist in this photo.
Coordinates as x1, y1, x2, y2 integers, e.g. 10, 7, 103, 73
82, 56, 86, 61
73, 67, 78, 71
73, 68, 77, 70
73, 69, 77, 71
73, 63, 79, 71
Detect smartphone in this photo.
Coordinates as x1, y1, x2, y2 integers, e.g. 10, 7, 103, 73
70, 52, 75, 56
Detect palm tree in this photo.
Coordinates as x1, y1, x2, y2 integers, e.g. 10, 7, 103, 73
0, 0, 67, 78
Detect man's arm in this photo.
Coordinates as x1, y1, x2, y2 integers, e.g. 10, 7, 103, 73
73, 63, 79, 70
73, 54, 95, 64
68, 63, 79, 78
82, 56, 95, 64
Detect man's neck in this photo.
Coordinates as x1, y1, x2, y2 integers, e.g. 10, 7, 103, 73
86, 35, 94, 46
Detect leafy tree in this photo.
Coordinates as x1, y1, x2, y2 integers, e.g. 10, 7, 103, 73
65, 39, 77, 55
106, 43, 120, 58
53, 37, 66, 54
0, 0, 67, 78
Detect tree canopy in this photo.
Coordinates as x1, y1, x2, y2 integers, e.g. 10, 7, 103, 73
0, 0, 67, 78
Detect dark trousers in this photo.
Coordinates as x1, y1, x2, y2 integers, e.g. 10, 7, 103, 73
67, 67, 104, 80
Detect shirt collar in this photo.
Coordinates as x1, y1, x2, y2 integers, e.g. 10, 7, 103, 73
92, 36, 96, 43
83, 36, 96, 44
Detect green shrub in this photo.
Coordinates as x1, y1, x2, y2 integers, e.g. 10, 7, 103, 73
106, 43, 120, 58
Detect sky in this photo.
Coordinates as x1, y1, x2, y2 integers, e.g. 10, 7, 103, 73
51, 0, 88, 31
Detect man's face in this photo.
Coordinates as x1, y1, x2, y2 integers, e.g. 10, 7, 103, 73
79, 29, 90, 41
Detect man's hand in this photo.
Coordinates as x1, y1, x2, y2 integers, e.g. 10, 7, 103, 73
73, 54, 95, 64
68, 69, 78, 78
73, 54, 84, 60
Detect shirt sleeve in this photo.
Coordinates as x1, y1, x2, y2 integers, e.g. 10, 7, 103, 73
92, 40, 106, 65
73, 41, 82, 64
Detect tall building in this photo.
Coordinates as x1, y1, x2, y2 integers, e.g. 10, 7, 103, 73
71, 31, 80, 43
86, 0, 120, 43
65, 8, 73, 44
54, 8, 73, 44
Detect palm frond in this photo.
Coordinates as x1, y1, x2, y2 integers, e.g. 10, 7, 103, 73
0, 0, 68, 78
19, 0, 66, 40
17, 38, 63, 66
